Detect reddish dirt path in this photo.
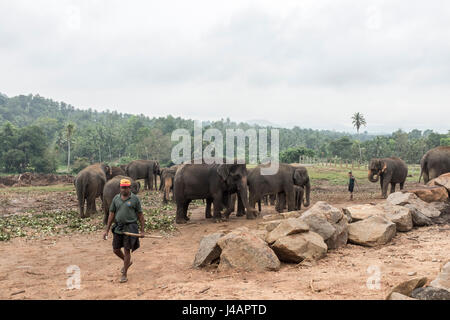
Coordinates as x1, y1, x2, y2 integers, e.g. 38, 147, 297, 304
1, 199, 449, 300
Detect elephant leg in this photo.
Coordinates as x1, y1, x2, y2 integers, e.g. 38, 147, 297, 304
286, 190, 295, 212
183, 200, 191, 221
236, 195, 245, 217
176, 199, 188, 224
269, 194, 276, 206
390, 182, 396, 194
400, 182, 405, 190
276, 192, 285, 213
258, 200, 261, 212
212, 195, 223, 222
382, 178, 390, 199
205, 198, 213, 219
148, 173, 154, 190
263, 195, 268, 205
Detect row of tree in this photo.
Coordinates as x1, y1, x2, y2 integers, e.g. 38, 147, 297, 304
0, 93, 448, 173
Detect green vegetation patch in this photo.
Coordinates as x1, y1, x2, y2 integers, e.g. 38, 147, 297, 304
0, 210, 104, 241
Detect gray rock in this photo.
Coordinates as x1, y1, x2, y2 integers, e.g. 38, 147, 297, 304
343, 204, 385, 221
265, 218, 309, 244
387, 192, 418, 206
217, 227, 280, 271
299, 201, 348, 249
406, 205, 433, 226
193, 233, 224, 268
271, 231, 327, 263
430, 262, 450, 291
257, 219, 284, 232
388, 191, 441, 219
388, 292, 417, 300
348, 215, 396, 247
428, 173, 450, 192
377, 202, 413, 232
411, 287, 450, 300
385, 277, 428, 299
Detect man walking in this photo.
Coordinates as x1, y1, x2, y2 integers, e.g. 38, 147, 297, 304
103, 178, 145, 283
348, 171, 357, 200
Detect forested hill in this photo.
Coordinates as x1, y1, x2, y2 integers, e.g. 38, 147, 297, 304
0, 92, 449, 173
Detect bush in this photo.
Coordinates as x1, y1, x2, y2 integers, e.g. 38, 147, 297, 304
71, 157, 90, 174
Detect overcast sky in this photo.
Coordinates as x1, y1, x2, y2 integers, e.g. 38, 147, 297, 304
1, 0, 449, 133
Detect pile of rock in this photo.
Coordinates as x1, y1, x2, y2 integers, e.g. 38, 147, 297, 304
343, 186, 449, 246
387, 261, 450, 300
193, 173, 450, 271
194, 201, 349, 270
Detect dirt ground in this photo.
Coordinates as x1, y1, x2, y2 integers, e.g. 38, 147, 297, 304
0, 180, 449, 300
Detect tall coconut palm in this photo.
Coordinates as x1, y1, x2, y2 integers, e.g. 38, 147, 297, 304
66, 123, 75, 172
351, 112, 367, 163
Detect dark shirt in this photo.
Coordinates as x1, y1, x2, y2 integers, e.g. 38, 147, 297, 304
348, 176, 355, 192
110, 193, 143, 234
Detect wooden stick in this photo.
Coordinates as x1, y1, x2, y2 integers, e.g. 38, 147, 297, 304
123, 232, 162, 239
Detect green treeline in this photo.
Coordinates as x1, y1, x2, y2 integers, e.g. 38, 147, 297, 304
0, 93, 448, 173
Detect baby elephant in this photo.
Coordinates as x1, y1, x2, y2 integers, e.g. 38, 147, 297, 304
102, 175, 141, 224
368, 157, 408, 198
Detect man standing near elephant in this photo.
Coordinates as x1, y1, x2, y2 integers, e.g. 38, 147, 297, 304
348, 171, 357, 200
103, 179, 145, 283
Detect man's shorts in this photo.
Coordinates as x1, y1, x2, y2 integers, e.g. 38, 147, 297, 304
112, 223, 141, 252
112, 232, 140, 251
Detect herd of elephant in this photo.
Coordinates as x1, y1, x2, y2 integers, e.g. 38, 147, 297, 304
73, 146, 450, 225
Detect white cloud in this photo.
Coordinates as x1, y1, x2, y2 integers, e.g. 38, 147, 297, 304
0, 0, 449, 133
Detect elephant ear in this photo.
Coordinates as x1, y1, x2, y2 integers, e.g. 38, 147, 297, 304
217, 164, 230, 181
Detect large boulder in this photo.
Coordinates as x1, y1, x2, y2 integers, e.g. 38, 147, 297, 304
387, 192, 441, 218
343, 204, 385, 221
265, 218, 309, 244
406, 205, 433, 226
257, 219, 284, 232
385, 277, 427, 300
376, 202, 413, 232
348, 215, 396, 247
299, 201, 348, 249
217, 227, 280, 271
387, 192, 419, 206
430, 262, 450, 291
411, 287, 450, 300
387, 292, 417, 300
193, 233, 224, 268
428, 173, 450, 192
405, 186, 448, 203
271, 231, 327, 263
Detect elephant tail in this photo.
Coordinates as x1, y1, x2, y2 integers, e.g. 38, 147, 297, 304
419, 157, 426, 183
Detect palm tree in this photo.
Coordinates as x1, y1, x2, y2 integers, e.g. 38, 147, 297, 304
351, 112, 367, 163
66, 123, 75, 172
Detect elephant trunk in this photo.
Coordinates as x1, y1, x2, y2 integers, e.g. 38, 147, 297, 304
303, 180, 311, 207
237, 177, 253, 214
368, 171, 379, 183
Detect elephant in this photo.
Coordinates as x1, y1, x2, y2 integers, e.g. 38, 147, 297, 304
419, 146, 450, 183
108, 166, 126, 180
368, 157, 408, 198
248, 163, 311, 213
74, 163, 112, 218
125, 160, 161, 190
205, 192, 246, 219
102, 175, 141, 225
277, 185, 305, 211
173, 163, 257, 224
160, 167, 178, 203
